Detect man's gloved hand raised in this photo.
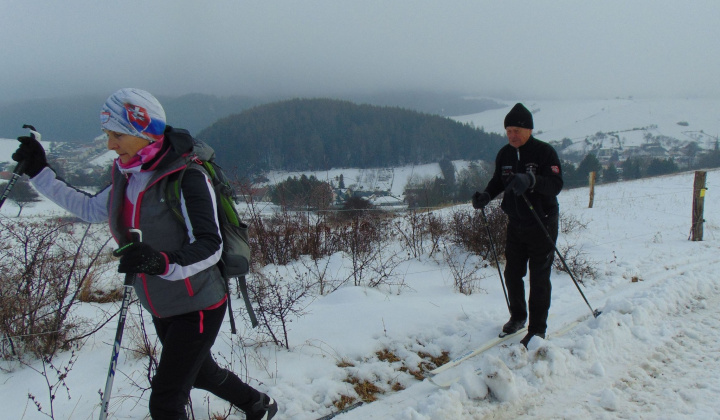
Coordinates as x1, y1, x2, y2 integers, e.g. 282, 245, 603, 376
113, 242, 168, 275
505, 173, 535, 196
472, 191, 491, 209
12, 135, 48, 178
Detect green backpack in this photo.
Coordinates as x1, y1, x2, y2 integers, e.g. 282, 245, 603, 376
166, 138, 257, 331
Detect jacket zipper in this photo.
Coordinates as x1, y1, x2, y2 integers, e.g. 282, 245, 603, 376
131, 165, 187, 318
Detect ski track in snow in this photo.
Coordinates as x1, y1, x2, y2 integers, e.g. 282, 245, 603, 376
478, 283, 720, 419
336, 246, 720, 420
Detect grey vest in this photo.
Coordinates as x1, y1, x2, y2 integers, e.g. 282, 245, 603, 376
108, 160, 226, 318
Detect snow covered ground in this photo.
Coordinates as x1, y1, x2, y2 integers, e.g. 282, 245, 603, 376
1, 98, 720, 419
1, 164, 719, 419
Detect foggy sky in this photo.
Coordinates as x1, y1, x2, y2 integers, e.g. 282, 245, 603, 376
1, 0, 719, 104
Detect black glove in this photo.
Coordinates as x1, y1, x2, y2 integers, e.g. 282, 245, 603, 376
12, 136, 48, 178
505, 173, 534, 196
113, 242, 167, 275
472, 191, 491, 209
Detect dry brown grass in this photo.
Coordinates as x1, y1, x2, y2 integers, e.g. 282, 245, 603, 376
336, 359, 355, 368
333, 394, 358, 411
347, 376, 383, 402
376, 348, 400, 363
418, 350, 450, 368
79, 284, 123, 303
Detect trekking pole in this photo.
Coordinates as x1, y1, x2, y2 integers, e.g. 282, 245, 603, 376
99, 228, 142, 420
480, 207, 510, 312
520, 193, 601, 318
0, 124, 40, 211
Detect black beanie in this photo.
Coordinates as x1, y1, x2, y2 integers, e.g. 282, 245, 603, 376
504, 103, 533, 129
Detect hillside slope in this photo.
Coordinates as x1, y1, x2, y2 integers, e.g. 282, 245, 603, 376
197, 98, 505, 175
455, 98, 720, 163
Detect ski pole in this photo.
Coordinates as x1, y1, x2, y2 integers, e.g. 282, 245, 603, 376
520, 193, 601, 318
0, 124, 40, 211
480, 207, 510, 312
99, 228, 142, 420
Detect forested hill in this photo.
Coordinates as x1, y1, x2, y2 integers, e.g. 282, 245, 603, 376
197, 98, 506, 175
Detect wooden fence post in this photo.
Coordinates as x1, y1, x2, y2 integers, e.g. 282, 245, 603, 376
691, 170, 706, 241
588, 171, 596, 208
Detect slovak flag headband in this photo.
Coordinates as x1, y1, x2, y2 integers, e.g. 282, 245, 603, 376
100, 88, 166, 142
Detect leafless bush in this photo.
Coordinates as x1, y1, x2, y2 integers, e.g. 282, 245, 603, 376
103, 304, 159, 412
243, 198, 342, 267
0, 217, 112, 359
447, 206, 507, 261
559, 212, 590, 235
128, 307, 159, 373
298, 253, 345, 296
256, 211, 310, 265
440, 239, 487, 295
335, 212, 396, 287
250, 266, 315, 349
364, 247, 408, 291
25, 349, 78, 419
393, 210, 445, 258
553, 242, 597, 283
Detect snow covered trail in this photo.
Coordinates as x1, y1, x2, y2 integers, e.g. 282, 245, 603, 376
477, 278, 720, 419
334, 240, 720, 420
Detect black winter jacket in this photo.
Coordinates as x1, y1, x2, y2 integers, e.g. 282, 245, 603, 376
484, 136, 563, 226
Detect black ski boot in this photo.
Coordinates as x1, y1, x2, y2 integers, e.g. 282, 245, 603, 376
520, 332, 545, 348
246, 393, 278, 420
501, 318, 526, 337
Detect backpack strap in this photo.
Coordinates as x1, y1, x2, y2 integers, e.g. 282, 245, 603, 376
237, 276, 257, 328
166, 166, 188, 226
165, 157, 256, 333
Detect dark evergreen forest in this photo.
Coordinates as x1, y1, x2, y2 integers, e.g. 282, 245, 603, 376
197, 98, 506, 176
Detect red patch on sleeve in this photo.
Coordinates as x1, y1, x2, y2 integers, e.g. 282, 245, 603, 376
551, 166, 560, 174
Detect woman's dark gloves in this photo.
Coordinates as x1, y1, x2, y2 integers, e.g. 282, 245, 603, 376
12, 136, 48, 178
114, 243, 167, 275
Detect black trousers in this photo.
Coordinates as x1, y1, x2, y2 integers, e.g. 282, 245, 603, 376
149, 301, 261, 419
503, 216, 558, 334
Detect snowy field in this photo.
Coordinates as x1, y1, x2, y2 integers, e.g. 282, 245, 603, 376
454, 98, 720, 150
1, 164, 719, 419
1, 98, 720, 419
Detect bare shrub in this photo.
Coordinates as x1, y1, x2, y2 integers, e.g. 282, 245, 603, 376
256, 211, 308, 265
559, 212, 589, 235
78, 249, 121, 303
127, 307, 159, 364
298, 253, 346, 296
243, 199, 341, 267
553, 212, 597, 283
335, 212, 395, 287
440, 239, 487, 295
0, 217, 112, 359
553, 242, 597, 283
364, 247, 408, 291
447, 206, 507, 261
250, 266, 315, 349
25, 349, 78, 419
393, 209, 445, 258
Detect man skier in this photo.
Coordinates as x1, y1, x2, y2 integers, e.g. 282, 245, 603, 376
472, 102, 563, 348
